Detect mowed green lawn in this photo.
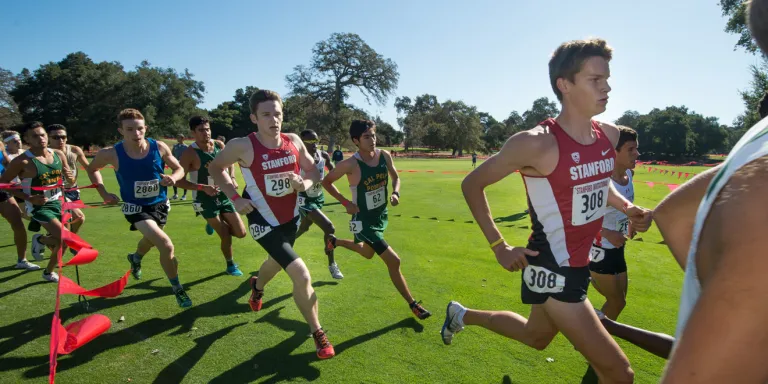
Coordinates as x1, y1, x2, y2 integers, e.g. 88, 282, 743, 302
0, 158, 703, 383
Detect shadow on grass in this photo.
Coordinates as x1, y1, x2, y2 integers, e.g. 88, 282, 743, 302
210, 308, 424, 384
0, 281, 46, 300
493, 212, 528, 223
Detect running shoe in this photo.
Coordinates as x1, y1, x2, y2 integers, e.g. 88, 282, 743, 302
328, 263, 343, 279
441, 301, 466, 345
410, 300, 431, 320
175, 288, 193, 308
127, 253, 142, 280
16, 260, 41, 270
248, 276, 264, 311
312, 329, 335, 359
226, 263, 243, 277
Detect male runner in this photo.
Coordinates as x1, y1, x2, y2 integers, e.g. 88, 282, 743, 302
0, 121, 76, 282
589, 126, 639, 320
47, 124, 90, 238
175, 116, 246, 276
332, 146, 343, 165
208, 89, 335, 359
440, 38, 652, 384
0, 131, 39, 270
655, 2, 768, 381
86, 109, 192, 308
171, 134, 188, 200
471, 152, 477, 168
322, 119, 432, 320
295, 129, 343, 279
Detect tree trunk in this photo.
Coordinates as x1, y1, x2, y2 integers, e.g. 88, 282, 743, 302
328, 135, 336, 153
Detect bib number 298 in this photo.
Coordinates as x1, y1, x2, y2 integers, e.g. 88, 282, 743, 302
265, 172, 294, 197
523, 265, 565, 294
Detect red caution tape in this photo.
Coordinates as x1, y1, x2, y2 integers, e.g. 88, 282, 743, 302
55, 314, 112, 355
58, 270, 130, 297
63, 248, 99, 266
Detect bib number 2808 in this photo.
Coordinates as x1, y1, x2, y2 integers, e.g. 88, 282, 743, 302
523, 265, 565, 294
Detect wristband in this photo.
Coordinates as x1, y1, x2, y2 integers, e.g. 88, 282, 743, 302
341, 200, 350, 207
232, 193, 241, 202
392, 191, 400, 197
489, 238, 504, 249
197, 184, 204, 191
622, 202, 633, 214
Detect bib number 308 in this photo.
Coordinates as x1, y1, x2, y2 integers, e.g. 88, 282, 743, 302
571, 179, 609, 226
523, 265, 565, 294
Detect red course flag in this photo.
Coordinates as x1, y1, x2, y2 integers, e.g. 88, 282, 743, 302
646, 182, 655, 188
667, 184, 679, 191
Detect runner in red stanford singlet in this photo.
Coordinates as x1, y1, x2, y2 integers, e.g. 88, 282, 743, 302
240, 132, 301, 226
524, 118, 616, 268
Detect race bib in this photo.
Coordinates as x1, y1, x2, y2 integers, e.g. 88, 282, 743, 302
122, 202, 142, 215
249, 224, 272, 241
590, 246, 606, 263
365, 187, 385, 209
617, 218, 629, 235
192, 202, 204, 213
264, 172, 294, 198
349, 220, 363, 234
571, 179, 609, 226
306, 183, 323, 197
523, 265, 566, 294
134, 180, 160, 199
298, 196, 306, 206
207, 176, 215, 186
44, 188, 62, 200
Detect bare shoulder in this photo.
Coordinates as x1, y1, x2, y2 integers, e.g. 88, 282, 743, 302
71, 145, 85, 155
156, 140, 171, 152
336, 155, 357, 171
511, 125, 556, 151
214, 140, 226, 149
52, 148, 67, 159
284, 133, 302, 145
596, 120, 620, 143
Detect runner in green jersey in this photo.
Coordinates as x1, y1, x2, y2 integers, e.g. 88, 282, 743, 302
176, 116, 246, 276
322, 119, 431, 320
295, 129, 343, 279
0, 121, 76, 282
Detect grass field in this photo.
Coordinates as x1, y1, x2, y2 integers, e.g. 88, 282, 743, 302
0, 158, 700, 383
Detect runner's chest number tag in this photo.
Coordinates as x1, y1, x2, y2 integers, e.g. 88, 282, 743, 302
207, 176, 215, 186
265, 172, 294, 197
122, 203, 142, 215
349, 220, 362, 234
298, 196, 306, 206
523, 265, 565, 294
590, 246, 606, 263
306, 183, 323, 197
365, 187, 385, 209
192, 202, 204, 213
43, 188, 61, 200
249, 224, 272, 240
572, 178, 609, 226
134, 180, 160, 199
617, 218, 629, 235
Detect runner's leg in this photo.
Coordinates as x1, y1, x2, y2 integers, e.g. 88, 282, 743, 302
0, 199, 28, 263
463, 303, 559, 350
591, 271, 628, 320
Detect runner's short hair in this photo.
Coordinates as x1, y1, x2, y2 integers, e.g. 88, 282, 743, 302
549, 38, 613, 101
188, 115, 209, 130
249, 90, 283, 114
46, 124, 67, 134
616, 125, 638, 151
349, 120, 376, 142
118, 109, 145, 127
300, 129, 317, 138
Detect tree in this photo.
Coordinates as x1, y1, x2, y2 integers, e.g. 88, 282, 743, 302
286, 33, 399, 150
0, 67, 22, 130
208, 86, 259, 139
373, 116, 403, 146
394, 94, 440, 150
615, 110, 641, 128
720, 0, 758, 53
522, 97, 559, 128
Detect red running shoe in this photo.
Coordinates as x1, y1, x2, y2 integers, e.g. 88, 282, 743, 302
248, 276, 264, 312
313, 329, 335, 359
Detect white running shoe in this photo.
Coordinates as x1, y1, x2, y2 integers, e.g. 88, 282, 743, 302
16, 260, 41, 270
441, 300, 467, 345
31, 234, 45, 261
181, 195, 187, 201
42, 271, 59, 282
329, 263, 344, 279
171, 194, 178, 200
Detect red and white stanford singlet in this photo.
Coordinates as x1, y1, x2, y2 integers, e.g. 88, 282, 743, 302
240, 133, 301, 226
523, 119, 616, 267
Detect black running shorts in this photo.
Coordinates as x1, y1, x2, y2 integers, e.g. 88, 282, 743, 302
520, 254, 591, 305
246, 208, 301, 269
122, 200, 170, 231
588, 245, 627, 275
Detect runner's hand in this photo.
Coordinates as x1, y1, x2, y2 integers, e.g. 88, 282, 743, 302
626, 205, 652, 232
101, 192, 119, 205
493, 244, 539, 272
602, 229, 627, 247
390, 193, 399, 206
288, 173, 306, 192
202, 185, 219, 197
231, 179, 238, 190
345, 201, 360, 215
160, 175, 175, 187
28, 195, 47, 206
234, 197, 255, 214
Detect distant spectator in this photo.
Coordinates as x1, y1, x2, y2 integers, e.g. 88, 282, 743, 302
171, 134, 188, 200
332, 145, 344, 164
471, 152, 478, 168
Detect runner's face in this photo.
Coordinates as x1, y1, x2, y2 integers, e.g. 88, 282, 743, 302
6, 136, 22, 152
25, 127, 48, 149
48, 129, 67, 150
563, 56, 611, 117
356, 128, 376, 151
617, 140, 639, 169
251, 101, 283, 136
302, 134, 319, 153
193, 123, 211, 143
118, 119, 147, 143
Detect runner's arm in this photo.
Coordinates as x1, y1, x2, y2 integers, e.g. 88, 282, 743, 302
600, 317, 673, 359
289, 134, 320, 190
0, 156, 30, 201
653, 165, 721, 269
157, 141, 185, 183
174, 147, 202, 191
322, 151, 334, 172
462, 131, 539, 245
73, 145, 91, 169
54, 149, 76, 186
598, 121, 621, 149
321, 158, 354, 206
381, 150, 400, 196
209, 137, 248, 200
86, 148, 117, 200
661, 161, 768, 383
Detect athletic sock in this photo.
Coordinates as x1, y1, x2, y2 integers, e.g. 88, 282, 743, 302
169, 277, 182, 292
226, 259, 234, 267
409, 300, 418, 308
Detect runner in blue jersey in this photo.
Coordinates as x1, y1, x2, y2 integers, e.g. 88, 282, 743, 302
87, 108, 192, 308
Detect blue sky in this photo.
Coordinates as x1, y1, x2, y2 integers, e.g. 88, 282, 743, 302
1, 0, 762, 128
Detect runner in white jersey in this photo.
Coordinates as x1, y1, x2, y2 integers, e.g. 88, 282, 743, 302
588, 126, 639, 321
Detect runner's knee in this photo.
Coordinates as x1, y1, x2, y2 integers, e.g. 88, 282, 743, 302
527, 332, 554, 351
156, 238, 174, 255
599, 362, 634, 384
289, 265, 312, 287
